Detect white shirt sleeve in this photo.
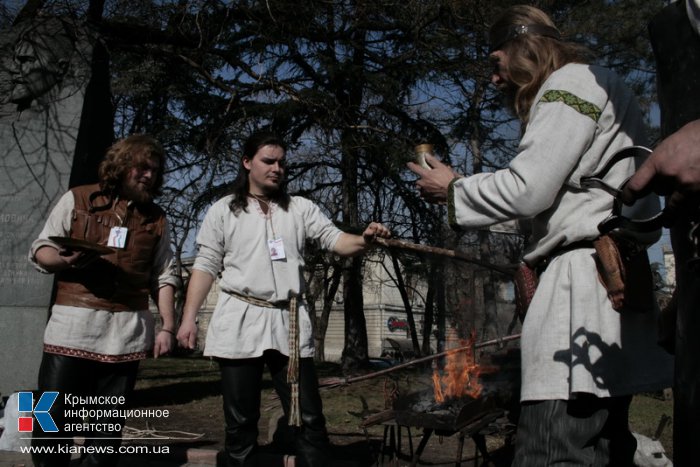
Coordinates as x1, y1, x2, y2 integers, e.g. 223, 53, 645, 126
193, 201, 226, 279
296, 197, 343, 251
28, 190, 75, 272
449, 87, 598, 228
152, 221, 180, 290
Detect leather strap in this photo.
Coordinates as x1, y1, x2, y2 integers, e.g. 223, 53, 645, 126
227, 289, 290, 309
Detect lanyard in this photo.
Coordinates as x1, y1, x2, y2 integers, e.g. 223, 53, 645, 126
112, 196, 131, 227
250, 193, 286, 260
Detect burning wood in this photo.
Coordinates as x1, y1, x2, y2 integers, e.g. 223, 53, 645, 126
432, 331, 483, 403
384, 329, 504, 432
393, 391, 497, 432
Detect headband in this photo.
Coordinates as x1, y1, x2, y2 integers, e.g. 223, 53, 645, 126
489, 24, 562, 52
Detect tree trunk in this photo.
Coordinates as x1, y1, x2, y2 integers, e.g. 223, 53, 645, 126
390, 252, 421, 357
339, 2, 370, 371
312, 262, 341, 362
435, 263, 447, 354
341, 255, 368, 370
421, 263, 437, 356
87, 0, 106, 23
339, 133, 367, 369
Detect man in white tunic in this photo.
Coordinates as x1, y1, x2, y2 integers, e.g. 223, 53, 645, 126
177, 131, 391, 467
28, 135, 179, 467
408, 5, 672, 466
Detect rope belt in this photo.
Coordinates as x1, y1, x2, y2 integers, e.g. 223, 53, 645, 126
228, 290, 301, 427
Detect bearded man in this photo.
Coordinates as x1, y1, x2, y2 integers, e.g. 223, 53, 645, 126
28, 134, 179, 467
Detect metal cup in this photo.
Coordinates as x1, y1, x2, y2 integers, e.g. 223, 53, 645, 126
414, 143, 433, 170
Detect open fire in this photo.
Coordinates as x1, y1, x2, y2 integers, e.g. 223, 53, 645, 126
390, 330, 499, 432
432, 330, 483, 403
375, 334, 516, 465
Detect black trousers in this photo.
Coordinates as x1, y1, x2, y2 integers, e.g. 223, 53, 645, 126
512, 395, 636, 467
31, 352, 140, 467
218, 350, 330, 467
671, 219, 700, 466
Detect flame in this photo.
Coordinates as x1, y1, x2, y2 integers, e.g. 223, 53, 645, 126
432, 369, 445, 402
432, 331, 483, 403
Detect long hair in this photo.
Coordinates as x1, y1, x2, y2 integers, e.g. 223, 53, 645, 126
228, 131, 290, 215
98, 134, 165, 197
489, 5, 593, 126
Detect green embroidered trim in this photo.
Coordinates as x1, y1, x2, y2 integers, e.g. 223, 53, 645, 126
540, 90, 601, 122
447, 177, 461, 228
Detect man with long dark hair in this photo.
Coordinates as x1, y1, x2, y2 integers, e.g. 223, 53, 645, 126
28, 134, 179, 467
177, 131, 391, 467
409, 5, 672, 465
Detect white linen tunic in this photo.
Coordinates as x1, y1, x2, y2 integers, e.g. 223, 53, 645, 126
449, 63, 673, 401
193, 195, 342, 359
29, 191, 179, 362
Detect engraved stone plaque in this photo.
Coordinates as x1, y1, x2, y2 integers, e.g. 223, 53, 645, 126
0, 17, 97, 396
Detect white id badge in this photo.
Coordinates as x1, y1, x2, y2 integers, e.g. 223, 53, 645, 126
268, 237, 286, 260
108, 226, 128, 248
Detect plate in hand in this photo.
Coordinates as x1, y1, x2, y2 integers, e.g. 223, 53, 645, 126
49, 236, 114, 255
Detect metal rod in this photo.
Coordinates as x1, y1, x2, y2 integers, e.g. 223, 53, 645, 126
374, 238, 518, 276
319, 333, 521, 389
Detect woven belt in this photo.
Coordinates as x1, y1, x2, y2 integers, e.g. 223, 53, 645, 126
227, 290, 301, 427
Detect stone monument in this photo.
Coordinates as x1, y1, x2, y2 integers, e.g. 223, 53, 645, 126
0, 16, 110, 397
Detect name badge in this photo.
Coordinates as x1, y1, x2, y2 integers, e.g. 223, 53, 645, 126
268, 237, 286, 260
108, 226, 128, 248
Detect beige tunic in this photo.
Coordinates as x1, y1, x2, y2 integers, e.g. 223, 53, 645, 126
193, 195, 342, 359
449, 63, 673, 401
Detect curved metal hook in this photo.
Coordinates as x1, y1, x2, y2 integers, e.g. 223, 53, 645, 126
580, 146, 672, 234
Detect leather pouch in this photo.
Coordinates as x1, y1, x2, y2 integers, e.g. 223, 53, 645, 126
593, 234, 655, 313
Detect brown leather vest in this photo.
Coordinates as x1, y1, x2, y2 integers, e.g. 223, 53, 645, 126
54, 183, 166, 311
